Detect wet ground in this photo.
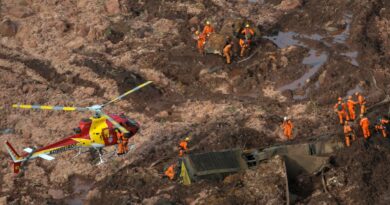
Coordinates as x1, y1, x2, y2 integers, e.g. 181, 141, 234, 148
0, 0, 390, 204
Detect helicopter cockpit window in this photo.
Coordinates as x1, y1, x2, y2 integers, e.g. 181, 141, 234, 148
125, 121, 132, 127
73, 127, 81, 134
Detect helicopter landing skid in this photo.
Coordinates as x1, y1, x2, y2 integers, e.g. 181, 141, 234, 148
72, 149, 82, 159
95, 148, 105, 165
128, 144, 136, 152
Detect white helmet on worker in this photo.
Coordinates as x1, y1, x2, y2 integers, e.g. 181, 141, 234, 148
284, 116, 288, 121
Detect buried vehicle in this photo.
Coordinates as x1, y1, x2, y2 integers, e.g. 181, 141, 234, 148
204, 19, 262, 56
180, 137, 344, 203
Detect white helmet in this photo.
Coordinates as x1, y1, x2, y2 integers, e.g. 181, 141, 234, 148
284, 116, 288, 121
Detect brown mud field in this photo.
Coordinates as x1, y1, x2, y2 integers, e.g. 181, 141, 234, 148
1, 0, 390, 204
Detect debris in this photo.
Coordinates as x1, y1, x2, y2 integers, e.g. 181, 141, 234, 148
0, 19, 17, 37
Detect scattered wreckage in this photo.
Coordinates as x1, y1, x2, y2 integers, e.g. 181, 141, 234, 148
180, 137, 344, 204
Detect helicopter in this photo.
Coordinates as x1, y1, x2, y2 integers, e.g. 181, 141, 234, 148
4, 81, 153, 174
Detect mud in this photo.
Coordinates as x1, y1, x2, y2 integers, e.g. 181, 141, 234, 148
0, 0, 390, 204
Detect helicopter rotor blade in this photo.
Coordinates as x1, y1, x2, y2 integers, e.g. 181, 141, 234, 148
12, 104, 88, 112
102, 81, 153, 108
100, 112, 129, 134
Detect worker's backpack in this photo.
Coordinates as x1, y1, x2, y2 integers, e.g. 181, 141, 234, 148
337, 103, 343, 111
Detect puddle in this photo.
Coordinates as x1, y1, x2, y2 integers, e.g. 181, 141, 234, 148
264, 31, 328, 93
248, 0, 264, 3
341, 51, 359, 66
264, 31, 304, 48
346, 84, 363, 98
278, 50, 328, 91
293, 93, 308, 100
264, 31, 325, 48
299, 33, 324, 41
333, 14, 352, 44
0, 128, 14, 135
263, 13, 354, 99
65, 177, 93, 205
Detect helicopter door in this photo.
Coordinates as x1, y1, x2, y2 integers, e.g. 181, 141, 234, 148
102, 128, 116, 145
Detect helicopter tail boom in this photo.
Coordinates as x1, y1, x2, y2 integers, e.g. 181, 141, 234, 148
5, 141, 21, 162
4, 141, 23, 173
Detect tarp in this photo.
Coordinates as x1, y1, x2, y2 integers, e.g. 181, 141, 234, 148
180, 161, 191, 185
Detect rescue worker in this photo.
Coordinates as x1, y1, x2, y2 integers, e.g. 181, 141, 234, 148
343, 121, 355, 147
195, 31, 206, 55
375, 117, 389, 138
241, 23, 255, 38
164, 164, 176, 180
347, 96, 358, 120
202, 21, 214, 37
281, 117, 293, 140
178, 137, 190, 157
361, 101, 367, 115
334, 97, 350, 125
239, 24, 255, 57
223, 41, 233, 64
355, 92, 366, 115
239, 38, 250, 57
115, 128, 129, 156
359, 114, 371, 139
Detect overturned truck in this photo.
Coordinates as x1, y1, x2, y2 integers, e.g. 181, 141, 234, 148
180, 137, 344, 203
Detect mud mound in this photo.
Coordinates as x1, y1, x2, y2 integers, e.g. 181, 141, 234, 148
1, 0, 390, 204
207, 156, 288, 205
322, 137, 390, 204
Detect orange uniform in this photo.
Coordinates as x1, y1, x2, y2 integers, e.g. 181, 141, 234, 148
164, 164, 175, 180
282, 120, 293, 140
178, 140, 188, 157
375, 118, 389, 138
241, 28, 255, 38
360, 117, 371, 139
347, 99, 357, 120
202, 25, 214, 37
223, 43, 233, 64
356, 93, 366, 115
343, 123, 355, 147
116, 130, 129, 155
196, 32, 206, 54
239, 38, 250, 57
334, 101, 350, 124
360, 101, 367, 116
